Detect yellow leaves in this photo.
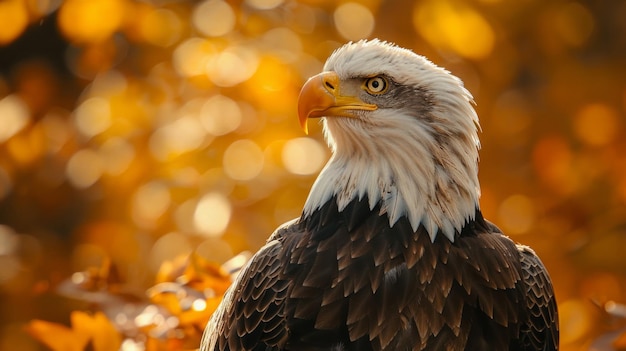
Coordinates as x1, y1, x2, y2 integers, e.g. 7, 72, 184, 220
26, 311, 121, 351
76, 312, 123, 351
27, 319, 87, 351
27, 253, 237, 351
155, 253, 232, 295
148, 253, 235, 343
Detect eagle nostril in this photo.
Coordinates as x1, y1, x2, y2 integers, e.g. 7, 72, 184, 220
324, 80, 335, 91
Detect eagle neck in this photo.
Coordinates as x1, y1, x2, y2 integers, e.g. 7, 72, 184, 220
301, 122, 480, 242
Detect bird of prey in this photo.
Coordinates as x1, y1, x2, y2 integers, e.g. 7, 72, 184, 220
200, 39, 559, 351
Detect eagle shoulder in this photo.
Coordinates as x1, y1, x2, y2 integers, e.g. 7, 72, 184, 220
474, 220, 559, 351
516, 245, 560, 350
201, 219, 300, 351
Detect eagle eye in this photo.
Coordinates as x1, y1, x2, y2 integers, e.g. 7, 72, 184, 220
364, 76, 388, 95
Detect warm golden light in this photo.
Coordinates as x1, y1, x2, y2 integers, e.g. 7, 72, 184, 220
192, 0, 236, 37
0, 226, 21, 283
0, 0, 29, 45
137, 8, 182, 47
223, 140, 264, 181
200, 95, 242, 136
206, 47, 259, 87
248, 56, 291, 94
3, 1, 624, 348
282, 137, 327, 175
553, 2, 594, 47
413, 0, 494, 59
26, 0, 62, 17
0, 95, 29, 143
559, 299, 594, 345
99, 137, 135, 176
149, 232, 192, 272
74, 97, 111, 138
58, 0, 126, 43
193, 193, 232, 237
66, 149, 104, 188
71, 243, 107, 271
574, 103, 619, 147
497, 194, 535, 236
491, 91, 532, 138
172, 38, 216, 77
120, 339, 144, 351
532, 136, 577, 195
149, 116, 207, 160
196, 237, 234, 264
333, 3, 375, 41
0, 225, 17, 256
0, 255, 20, 283
40, 113, 71, 152
132, 182, 171, 228
246, 0, 284, 10
261, 28, 303, 63
191, 299, 207, 311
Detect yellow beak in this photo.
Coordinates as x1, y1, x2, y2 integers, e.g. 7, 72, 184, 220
297, 71, 377, 134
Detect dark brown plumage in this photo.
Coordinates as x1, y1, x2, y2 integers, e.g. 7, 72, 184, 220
201, 197, 558, 350
200, 39, 559, 350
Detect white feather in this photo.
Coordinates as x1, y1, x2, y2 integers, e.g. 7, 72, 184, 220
302, 40, 481, 242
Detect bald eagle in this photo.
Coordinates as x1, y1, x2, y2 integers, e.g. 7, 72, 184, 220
200, 40, 559, 351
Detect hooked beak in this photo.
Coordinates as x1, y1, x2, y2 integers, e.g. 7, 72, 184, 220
297, 71, 377, 134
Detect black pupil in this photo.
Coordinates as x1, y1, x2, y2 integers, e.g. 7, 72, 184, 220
371, 79, 380, 89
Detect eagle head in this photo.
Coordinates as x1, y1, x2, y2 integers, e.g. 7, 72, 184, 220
298, 39, 481, 242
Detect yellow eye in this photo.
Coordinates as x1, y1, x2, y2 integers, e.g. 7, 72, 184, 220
364, 76, 388, 94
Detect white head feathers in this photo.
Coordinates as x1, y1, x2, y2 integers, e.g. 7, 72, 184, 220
302, 39, 481, 242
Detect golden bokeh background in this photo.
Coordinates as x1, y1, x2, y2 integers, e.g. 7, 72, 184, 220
0, 0, 625, 350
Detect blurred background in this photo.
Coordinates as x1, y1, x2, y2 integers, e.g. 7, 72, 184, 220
0, 0, 625, 350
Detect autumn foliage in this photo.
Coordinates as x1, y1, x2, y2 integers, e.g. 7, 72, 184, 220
25, 254, 239, 350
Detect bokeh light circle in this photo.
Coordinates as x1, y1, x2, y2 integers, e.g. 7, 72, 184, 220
201, 95, 242, 136
223, 140, 264, 181
282, 137, 328, 176
193, 192, 232, 237
333, 3, 374, 41
192, 0, 236, 37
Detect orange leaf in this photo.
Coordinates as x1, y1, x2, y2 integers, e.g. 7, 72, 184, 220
155, 255, 189, 284
71, 311, 122, 351
148, 285, 184, 315
26, 311, 121, 351
25, 319, 90, 351
185, 253, 232, 294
